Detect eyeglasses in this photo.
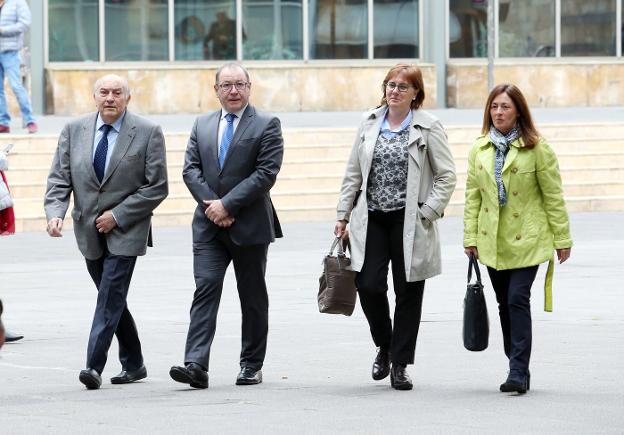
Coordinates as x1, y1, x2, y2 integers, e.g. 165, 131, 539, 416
217, 82, 250, 92
385, 81, 413, 93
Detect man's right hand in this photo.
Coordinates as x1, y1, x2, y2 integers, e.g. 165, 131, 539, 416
46, 218, 64, 237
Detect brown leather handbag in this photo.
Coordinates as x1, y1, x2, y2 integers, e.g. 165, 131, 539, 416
318, 238, 357, 316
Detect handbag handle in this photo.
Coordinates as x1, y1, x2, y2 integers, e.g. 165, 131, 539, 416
467, 253, 482, 284
329, 237, 349, 257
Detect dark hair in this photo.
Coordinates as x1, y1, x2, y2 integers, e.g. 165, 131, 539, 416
379, 64, 425, 110
482, 83, 540, 149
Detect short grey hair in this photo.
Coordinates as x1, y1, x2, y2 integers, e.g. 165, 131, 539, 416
215, 62, 250, 84
93, 74, 131, 97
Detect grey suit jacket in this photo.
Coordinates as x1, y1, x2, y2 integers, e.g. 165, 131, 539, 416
44, 111, 169, 260
183, 105, 283, 246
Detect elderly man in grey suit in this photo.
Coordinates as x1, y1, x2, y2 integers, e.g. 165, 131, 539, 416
170, 62, 283, 389
44, 74, 168, 389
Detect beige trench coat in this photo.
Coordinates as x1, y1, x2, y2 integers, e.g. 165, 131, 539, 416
336, 107, 457, 282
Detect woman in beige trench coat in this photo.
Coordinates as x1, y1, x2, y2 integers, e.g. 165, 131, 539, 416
335, 64, 456, 390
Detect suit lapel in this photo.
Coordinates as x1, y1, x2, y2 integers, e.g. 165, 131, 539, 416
82, 113, 100, 184
502, 144, 519, 190
102, 112, 136, 186
203, 111, 220, 168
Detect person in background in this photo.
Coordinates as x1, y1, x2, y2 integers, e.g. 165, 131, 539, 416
0, 0, 37, 133
463, 83, 572, 394
335, 64, 456, 390
0, 143, 23, 343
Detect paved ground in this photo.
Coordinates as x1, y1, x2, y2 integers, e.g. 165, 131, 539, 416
4, 106, 624, 136
0, 212, 622, 434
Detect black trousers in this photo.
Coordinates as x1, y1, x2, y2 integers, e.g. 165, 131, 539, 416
185, 230, 269, 371
356, 209, 425, 365
85, 251, 142, 374
487, 265, 539, 372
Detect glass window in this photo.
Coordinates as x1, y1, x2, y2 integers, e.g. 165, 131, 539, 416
48, 0, 99, 62
498, 0, 555, 57
105, 0, 169, 61
561, 0, 616, 56
243, 0, 303, 60
175, 0, 237, 60
309, 0, 368, 59
373, 0, 419, 58
449, 0, 488, 58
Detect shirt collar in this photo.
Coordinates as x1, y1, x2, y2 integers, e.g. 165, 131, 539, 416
221, 105, 247, 121
380, 108, 412, 134
96, 111, 126, 133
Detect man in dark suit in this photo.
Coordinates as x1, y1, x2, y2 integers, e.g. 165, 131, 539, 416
170, 62, 283, 389
44, 74, 168, 389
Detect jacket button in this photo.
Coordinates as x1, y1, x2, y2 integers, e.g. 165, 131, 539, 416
512, 167, 518, 173
479, 165, 483, 170
516, 234, 522, 240
513, 212, 519, 218
484, 207, 489, 212
512, 191, 518, 196
480, 187, 485, 192
481, 230, 487, 235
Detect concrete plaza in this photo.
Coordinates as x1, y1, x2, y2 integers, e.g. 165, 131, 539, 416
0, 212, 623, 434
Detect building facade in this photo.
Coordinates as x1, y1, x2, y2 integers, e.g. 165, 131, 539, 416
21, 0, 624, 113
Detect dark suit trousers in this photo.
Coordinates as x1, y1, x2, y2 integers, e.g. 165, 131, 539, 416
85, 251, 143, 374
185, 230, 269, 371
487, 265, 539, 372
356, 209, 425, 365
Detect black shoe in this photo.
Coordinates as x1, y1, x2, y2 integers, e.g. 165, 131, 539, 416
169, 363, 208, 389
111, 365, 147, 384
390, 364, 413, 391
372, 348, 390, 381
500, 369, 529, 394
5, 331, 24, 342
79, 368, 102, 390
236, 367, 262, 385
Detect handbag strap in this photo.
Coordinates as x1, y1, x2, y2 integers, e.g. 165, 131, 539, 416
329, 237, 349, 257
467, 253, 482, 284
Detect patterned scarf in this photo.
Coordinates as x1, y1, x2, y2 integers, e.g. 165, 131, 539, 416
489, 125, 520, 206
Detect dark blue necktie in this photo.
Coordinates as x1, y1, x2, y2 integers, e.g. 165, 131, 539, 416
219, 113, 236, 169
93, 124, 112, 182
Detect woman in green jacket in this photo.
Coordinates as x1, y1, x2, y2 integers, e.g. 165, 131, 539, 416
463, 84, 572, 394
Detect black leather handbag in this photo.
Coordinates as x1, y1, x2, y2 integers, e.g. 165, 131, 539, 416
463, 253, 489, 351
318, 238, 357, 316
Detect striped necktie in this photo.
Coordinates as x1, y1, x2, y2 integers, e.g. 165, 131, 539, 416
219, 113, 236, 169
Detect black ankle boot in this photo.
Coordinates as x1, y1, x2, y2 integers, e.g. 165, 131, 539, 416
390, 364, 412, 390
372, 348, 390, 381
500, 369, 529, 394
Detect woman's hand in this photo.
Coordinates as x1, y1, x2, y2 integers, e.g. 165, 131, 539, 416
334, 220, 349, 240
556, 247, 571, 263
464, 246, 478, 259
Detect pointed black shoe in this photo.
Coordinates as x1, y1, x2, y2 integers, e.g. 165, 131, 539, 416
111, 365, 147, 384
4, 331, 24, 342
236, 367, 262, 385
390, 364, 413, 391
169, 363, 208, 389
372, 348, 390, 381
79, 368, 102, 390
500, 369, 530, 394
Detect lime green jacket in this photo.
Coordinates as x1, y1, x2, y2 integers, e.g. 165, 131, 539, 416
463, 135, 573, 272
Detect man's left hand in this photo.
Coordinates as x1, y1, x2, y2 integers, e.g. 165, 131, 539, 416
95, 210, 117, 233
203, 200, 230, 222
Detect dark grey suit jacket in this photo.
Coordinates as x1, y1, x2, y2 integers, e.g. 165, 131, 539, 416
44, 111, 169, 260
183, 105, 283, 246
